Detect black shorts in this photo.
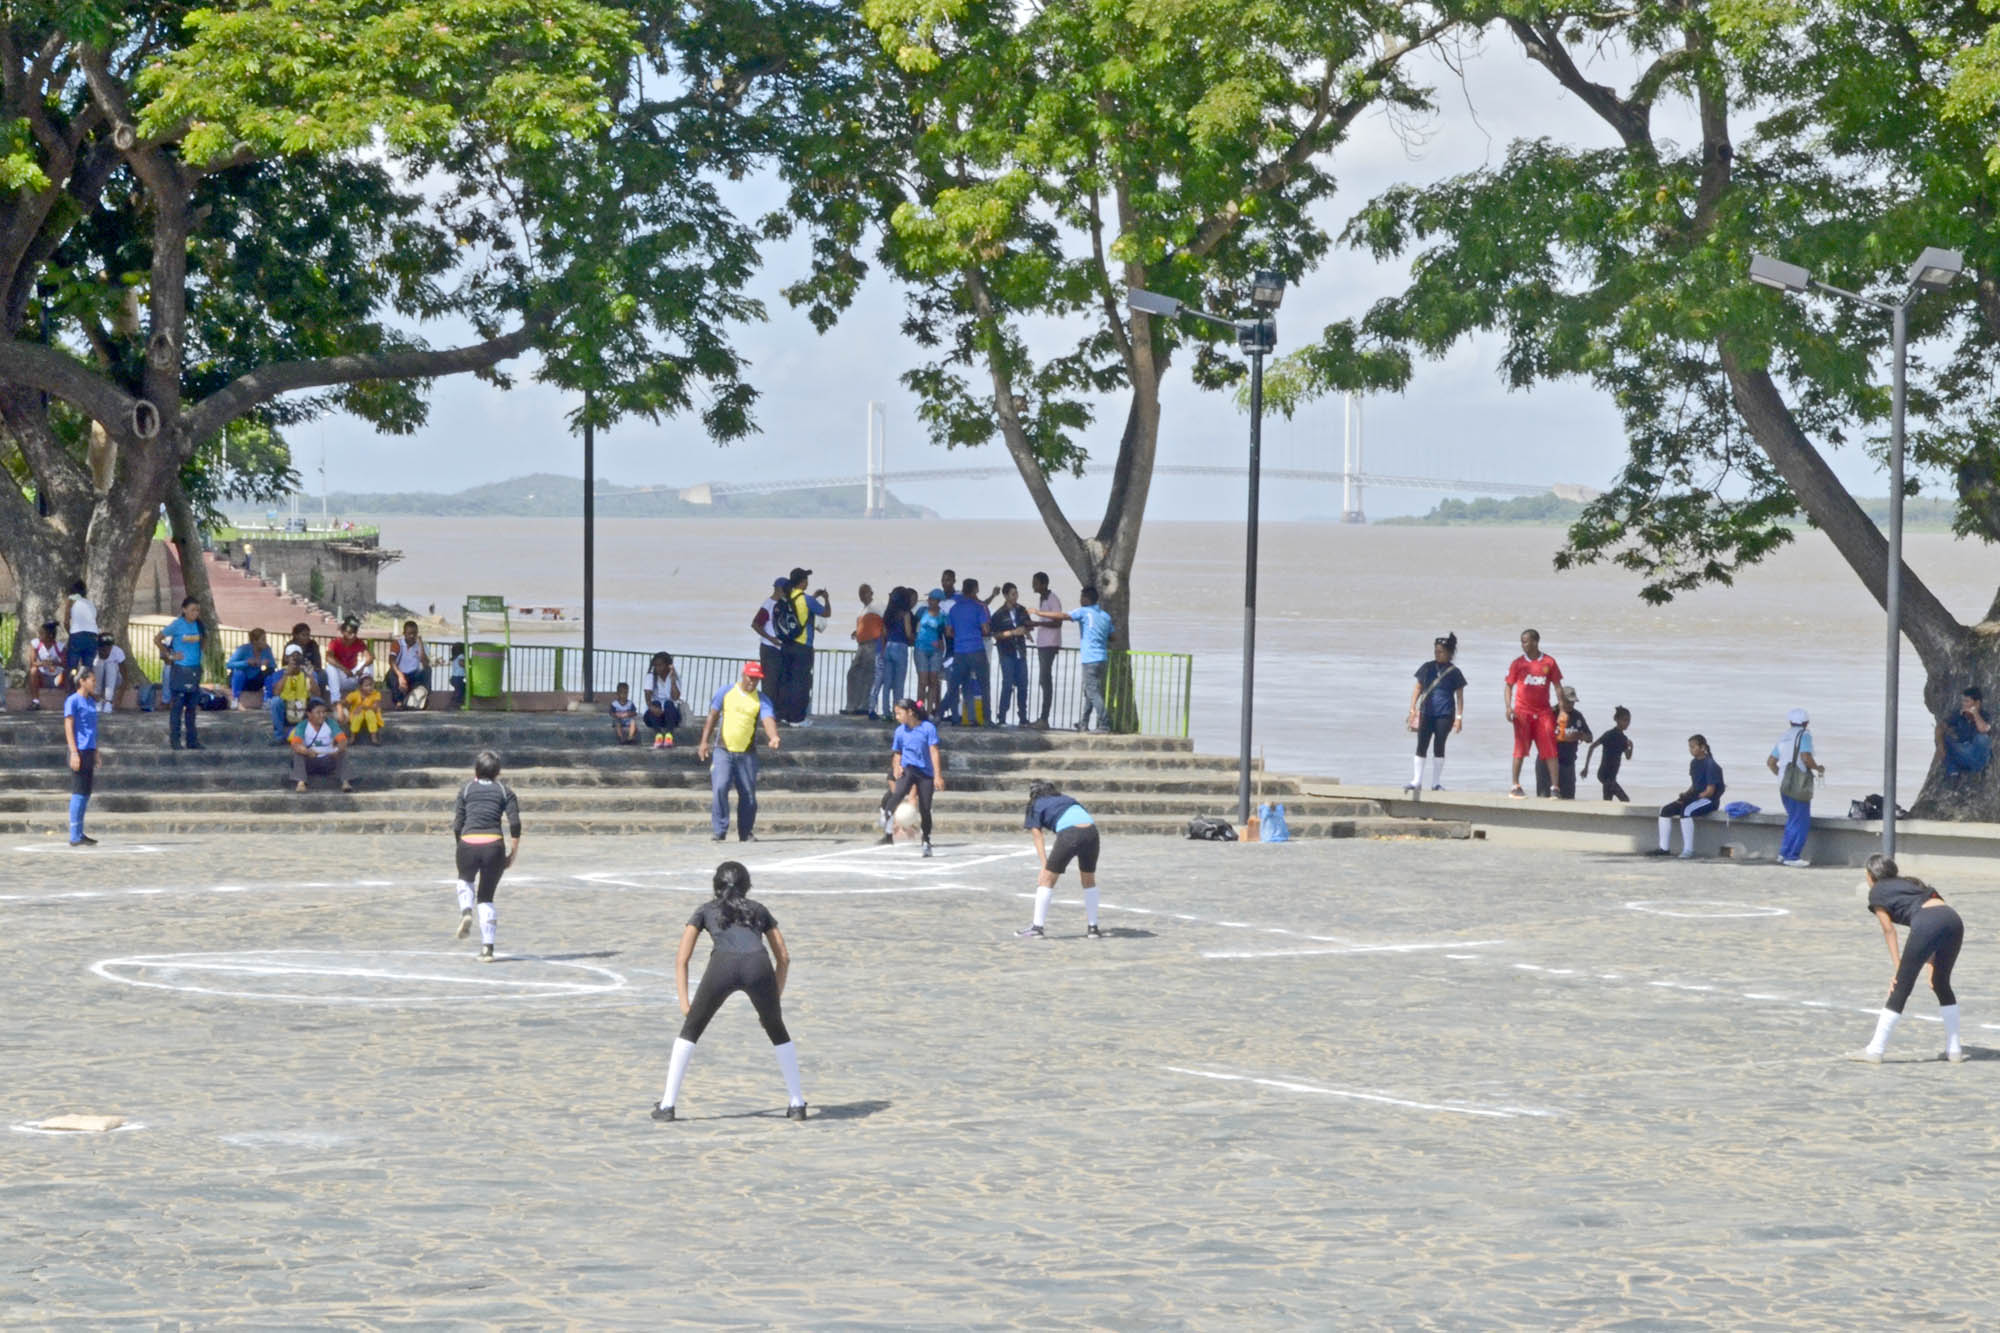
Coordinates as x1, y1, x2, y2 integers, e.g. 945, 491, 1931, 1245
1045, 824, 1099, 875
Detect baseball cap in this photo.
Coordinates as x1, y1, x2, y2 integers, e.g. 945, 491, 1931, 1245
927, 587, 945, 600
789, 566, 812, 583
743, 661, 765, 679
285, 644, 304, 657
773, 575, 792, 588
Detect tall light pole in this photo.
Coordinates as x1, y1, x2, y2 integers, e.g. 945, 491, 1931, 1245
1749, 245, 1964, 857
581, 390, 596, 702
1127, 271, 1286, 825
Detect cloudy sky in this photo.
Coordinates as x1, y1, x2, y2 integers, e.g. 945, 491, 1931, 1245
303, 28, 1898, 523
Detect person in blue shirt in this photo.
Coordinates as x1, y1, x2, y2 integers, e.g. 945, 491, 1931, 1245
1030, 584, 1116, 732
1016, 781, 1102, 940
1648, 734, 1725, 859
154, 596, 207, 750
63, 665, 101, 846
226, 627, 278, 709
944, 575, 992, 726
914, 590, 949, 716
886, 698, 944, 857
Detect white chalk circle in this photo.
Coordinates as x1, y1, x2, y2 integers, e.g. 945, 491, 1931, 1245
11, 1120, 147, 1135
13, 843, 162, 855
1625, 900, 1790, 919
91, 949, 626, 1005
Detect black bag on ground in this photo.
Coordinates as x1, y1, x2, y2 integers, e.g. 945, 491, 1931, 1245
1849, 794, 1912, 821
1185, 814, 1238, 842
198, 688, 231, 710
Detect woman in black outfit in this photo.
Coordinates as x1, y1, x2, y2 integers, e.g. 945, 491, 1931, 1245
653, 861, 807, 1121
452, 749, 521, 962
1850, 853, 1966, 1063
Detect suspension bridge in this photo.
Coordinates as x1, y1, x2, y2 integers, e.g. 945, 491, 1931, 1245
670, 398, 1598, 521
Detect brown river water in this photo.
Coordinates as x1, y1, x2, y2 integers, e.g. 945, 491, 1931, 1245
369, 516, 1998, 804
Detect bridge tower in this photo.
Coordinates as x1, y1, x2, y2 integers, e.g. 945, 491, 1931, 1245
864, 401, 887, 518
1340, 393, 1366, 524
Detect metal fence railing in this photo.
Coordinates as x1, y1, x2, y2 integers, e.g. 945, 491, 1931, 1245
11, 619, 1194, 737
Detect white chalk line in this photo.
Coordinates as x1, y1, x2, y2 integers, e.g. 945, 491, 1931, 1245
11, 843, 163, 855
11, 1121, 148, 1136
1202, 939, 1509, 961
1625, 900, 1791, 919
1022, 893, 1363, 949
1165, 1067, 1560, 1121
92, 950, 626, 1005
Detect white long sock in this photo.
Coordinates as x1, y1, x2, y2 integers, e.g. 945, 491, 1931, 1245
456, 881, 474, 913
1680, 816, 1696, 853
477, 901, 497, 946
661, 1037, 696, 1108
1410, 754, 1424, 786
1083, 885, 1100, 927
1942, 1004, 1962, 1054
1866, 1008, 1900, 1054
1429, 756, 1446, 789
1032, 884, 1054, 928
773, 1041, 804, 1107
1657, 817, 1672, 851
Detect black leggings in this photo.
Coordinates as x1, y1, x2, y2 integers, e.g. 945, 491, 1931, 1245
1046, 824, 1099, 875
1886, 904, 1964, 1013
455, 839, 508, 904
1414, 713, 1451, 757
72, 747, 97, 797
889, 768, 935, 839
681, 949, 790, 1044
1600, 778, 1630, 802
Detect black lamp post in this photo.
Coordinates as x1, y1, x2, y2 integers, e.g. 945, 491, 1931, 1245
1749, 245, 1964, 857
1127, 271, 1286, 825
581, 390, 596, 703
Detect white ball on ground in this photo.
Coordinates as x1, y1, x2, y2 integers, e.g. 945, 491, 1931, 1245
893, 802, 921, 832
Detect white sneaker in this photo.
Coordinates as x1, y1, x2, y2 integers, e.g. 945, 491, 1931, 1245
1844, 1048, 1883, 1063
1677, 850, 1695, 860
1781, 857, 1811, 868
1943, 1048, 1967, 1063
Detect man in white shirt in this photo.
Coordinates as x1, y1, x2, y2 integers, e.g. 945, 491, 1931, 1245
749, 576, 790, 691
1032, 571, 1063, 728
61, 580, 100, 690
387, 620, 431, 708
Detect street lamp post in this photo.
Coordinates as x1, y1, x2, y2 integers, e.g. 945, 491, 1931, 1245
581, 390, 596, 703
1127, 272, 1286, 826
1749, 246, 1964, 858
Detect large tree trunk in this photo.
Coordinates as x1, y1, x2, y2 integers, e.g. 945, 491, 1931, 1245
163, 474, 223, 672
1909, 622, 2000, 819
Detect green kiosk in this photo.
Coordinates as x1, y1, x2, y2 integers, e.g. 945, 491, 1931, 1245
461, 595, 512, 710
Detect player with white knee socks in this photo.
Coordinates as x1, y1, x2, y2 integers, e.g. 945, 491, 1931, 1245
1405, 633, 1464, 795
1850, 853, 1967, 1064
1016, 781, 1102, 939
1647, 734, 1723, 859
451, 750, 521, 962
654, 861, 806, 1121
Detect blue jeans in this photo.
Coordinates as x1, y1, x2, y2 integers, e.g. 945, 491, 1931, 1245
873, 641, 908, 716
66, 632, 99, 674
711, 749, 758, 838
1779, 794, 1811, 862
1079, 659, 1110, 731
230, 666, 272, 700
995, 650, 1028, 724
166, 664, 202, 745
267, 693, 293, 739
130, 682, 160, 712
1945, 733, 1992, 776
947, 648, 988, 723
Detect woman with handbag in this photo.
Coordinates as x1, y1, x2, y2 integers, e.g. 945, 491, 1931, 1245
1403, 633, 1465, 795
1766, 707, 1826, 868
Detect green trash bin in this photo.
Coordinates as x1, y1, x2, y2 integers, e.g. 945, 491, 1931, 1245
468, 643, 506, 698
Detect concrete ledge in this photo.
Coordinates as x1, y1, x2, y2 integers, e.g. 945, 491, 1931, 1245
1303, 782, 2000, 875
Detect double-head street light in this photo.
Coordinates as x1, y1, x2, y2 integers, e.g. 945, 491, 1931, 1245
1127, 271, 1286, 826
1749, 245, 1965, 857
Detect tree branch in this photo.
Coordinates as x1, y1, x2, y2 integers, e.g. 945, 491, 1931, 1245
183, 321, 546, 450
0, 339, 142, 430
1504, 18, 1653, 152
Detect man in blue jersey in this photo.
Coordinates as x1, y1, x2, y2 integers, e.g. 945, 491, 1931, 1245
1030, 584, 1115, 733
154, 596, 207, 750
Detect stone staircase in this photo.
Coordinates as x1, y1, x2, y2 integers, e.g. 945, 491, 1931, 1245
0, 710, 1470, 841
193, 549, 341, 635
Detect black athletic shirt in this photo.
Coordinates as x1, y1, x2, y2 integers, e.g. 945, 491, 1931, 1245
1024, 792, 1088, 832
1413, 662, 1466, 719
453, 779, 521, 838
688, 898, 778, 953
1683, 757, 1725, 802
1867, 877, 1943, 926
1595, 726, 1628, 779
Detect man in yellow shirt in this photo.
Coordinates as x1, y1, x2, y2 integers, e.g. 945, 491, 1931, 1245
698, 662, 781, 842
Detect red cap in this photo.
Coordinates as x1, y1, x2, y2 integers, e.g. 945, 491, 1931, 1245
743, 662, 765, 679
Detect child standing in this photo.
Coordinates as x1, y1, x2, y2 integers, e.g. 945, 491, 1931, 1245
449, 644, 467, 708
1551, 687, 1591, 800
609, 683, 640, 744
1584, 706, 1633, 802
63, 665, 100, 846
887, 698, 944, 857
342, 666, 386, 744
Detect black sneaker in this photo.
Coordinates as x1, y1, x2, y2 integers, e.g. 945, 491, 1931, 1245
876, 833, 894, 846
478, 945, 495, 962
1016, 924, 1045, 938
650, 1104, 676, 1122
1086, 924, 1104, 939
1642, 848, 1673, 857
185, 741, 204, 751
785, 1103, 808, 1121
740, 833, 759, 843
711, 833, 728, 842
70, 835, 98, 847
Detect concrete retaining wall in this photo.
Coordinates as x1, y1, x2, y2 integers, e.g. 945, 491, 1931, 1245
212, 535, 382, 620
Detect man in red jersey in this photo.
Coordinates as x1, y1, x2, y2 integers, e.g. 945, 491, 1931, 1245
1503, 628, 1562, 798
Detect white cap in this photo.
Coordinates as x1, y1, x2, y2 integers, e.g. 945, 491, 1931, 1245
1787, 707, 1808, 726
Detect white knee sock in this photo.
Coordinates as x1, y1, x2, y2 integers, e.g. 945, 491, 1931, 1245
1429, 756, 1446, 789
1679, 816, 1696, 853
1867, 1008, 1900, 1055
661, 1037, 696, 1108
1410, 754, 1424, 786
1942, 1004, 1962, 1054
1657, 817, 1672, 851
456, 881, 474, 913
773, 1041, 804, 1107
1032, 884, 1054, 928
477, 901, 497, 946
1083, 885, 1100, 927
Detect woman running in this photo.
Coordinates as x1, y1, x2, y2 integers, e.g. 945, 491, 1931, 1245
1016, 781, 1103, 940
888, 698, 944, 858
452, 749, 522, 962
1404, 632, 1464, 794
1850, 854, 1966, 1063
653, 861, 806, 1121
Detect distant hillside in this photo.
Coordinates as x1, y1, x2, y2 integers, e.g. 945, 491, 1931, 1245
1377, 494, 1588, 526
262, 475, 932, 519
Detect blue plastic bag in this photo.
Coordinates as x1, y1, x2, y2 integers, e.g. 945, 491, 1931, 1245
1723, 801, 1761, 818
1259, 802, 1291, 842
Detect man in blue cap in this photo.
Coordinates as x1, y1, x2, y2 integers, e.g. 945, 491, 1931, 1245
750, 576, 795, 701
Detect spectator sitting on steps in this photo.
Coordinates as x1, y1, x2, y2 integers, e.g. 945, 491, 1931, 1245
287, 623, 327, 693
270, 646, 313, 743
610, 682, 640, 744
27, 621, 63, 710
387, 620, 430, 709
325, 618, 373, 701
226, 628, 277, 709
288, 698, 353, 793
643, 652, 684, 747
95, 635, 159, 714
341, 666, 386, 745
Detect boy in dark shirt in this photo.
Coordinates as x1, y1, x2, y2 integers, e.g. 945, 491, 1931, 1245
1584, 706, 1633, 801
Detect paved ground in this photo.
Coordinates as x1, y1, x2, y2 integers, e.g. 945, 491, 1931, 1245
3, 828, 1995, 1328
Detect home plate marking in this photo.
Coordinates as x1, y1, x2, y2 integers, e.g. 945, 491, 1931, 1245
91, 950, 626, 1005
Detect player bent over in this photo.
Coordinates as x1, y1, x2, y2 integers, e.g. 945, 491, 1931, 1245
1017, 781, 1102, 939
452, 750, 521, 962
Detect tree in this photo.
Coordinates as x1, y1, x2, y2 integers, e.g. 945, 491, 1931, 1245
786, 0, 1438, 723
0, 0, 785, 655
1322, 0, 2000, 815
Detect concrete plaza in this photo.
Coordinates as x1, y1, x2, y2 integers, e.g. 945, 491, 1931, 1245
2, 830, 1994, 1327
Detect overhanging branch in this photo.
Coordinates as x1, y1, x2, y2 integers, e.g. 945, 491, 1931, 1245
0, 339, 141, 429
